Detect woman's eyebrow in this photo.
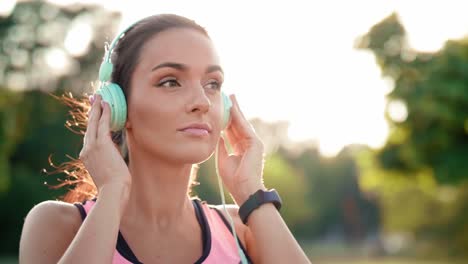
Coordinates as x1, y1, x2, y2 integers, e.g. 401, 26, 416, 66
206, 65, 223, 74
151, 62, 223, 74
151, 62, 187, 72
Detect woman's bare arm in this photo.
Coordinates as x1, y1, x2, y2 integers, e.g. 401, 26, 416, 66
59, 183, 128, 264
222, 204, 310, 264
19, 183, 128, 264
243, 203, 311, 264
217, 94, 311, 263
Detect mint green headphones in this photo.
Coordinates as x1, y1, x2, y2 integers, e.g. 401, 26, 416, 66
95, 18, 232, 132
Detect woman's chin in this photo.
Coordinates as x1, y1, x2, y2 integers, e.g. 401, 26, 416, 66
175, 144, 215, 164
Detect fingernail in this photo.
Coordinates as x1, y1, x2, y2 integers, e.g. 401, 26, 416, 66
89, 95, 95, 104
231, 94, 237, 103
101, 100, 106, 108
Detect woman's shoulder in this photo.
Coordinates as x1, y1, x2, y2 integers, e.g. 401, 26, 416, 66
23, 200, 83, 234
19, 200, 83, 263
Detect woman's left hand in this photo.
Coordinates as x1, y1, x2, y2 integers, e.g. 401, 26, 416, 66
217, 94, 267, 205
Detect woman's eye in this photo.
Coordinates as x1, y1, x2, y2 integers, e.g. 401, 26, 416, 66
205, 81, 221, 90
157, 79, 180, 88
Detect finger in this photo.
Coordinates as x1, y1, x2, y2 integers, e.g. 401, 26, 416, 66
83, 98, 95, 146
83, 99, 92, 146
224, 127, 236, 146
228, 94, 256, 139
217, 136, 229, 162
86, 95, 102, 144
224, 102, 251, 153
224, 125, 243, 155
98, 100, 111, 139
231, 94, 248, 121
226, 127, 251, 155
89, 94, 95, 105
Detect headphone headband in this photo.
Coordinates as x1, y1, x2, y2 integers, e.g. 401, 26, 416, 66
104, 19, 142, 63
99, 19, 142, 82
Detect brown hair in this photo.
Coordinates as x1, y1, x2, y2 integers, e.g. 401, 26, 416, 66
47, 14, 210, 203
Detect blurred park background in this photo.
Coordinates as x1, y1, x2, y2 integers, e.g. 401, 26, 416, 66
1, 0, 468, 263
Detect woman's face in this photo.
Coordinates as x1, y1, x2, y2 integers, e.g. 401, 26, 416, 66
126, 28, 224, 164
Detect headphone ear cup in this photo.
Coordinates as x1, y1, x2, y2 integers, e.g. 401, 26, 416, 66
95, 82, 127, 131
221, 92, 232, 129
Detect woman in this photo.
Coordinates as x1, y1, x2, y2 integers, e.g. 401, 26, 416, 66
19, 14, 310, 263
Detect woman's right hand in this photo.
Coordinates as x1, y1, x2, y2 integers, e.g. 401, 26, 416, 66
79, 94, 132, 197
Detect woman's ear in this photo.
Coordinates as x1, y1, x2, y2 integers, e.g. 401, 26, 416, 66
125, 117, 132, 129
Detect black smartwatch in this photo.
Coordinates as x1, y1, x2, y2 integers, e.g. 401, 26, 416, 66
238, 189, 282, 225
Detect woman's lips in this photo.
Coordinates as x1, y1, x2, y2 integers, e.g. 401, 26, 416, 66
179, 128, 209, 136
178, 123, 212, 137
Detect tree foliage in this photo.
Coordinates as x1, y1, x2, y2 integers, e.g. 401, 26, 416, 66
356, 13, 468, 257
0, 0, 379, 258
0, 0, 119, 255
357, 13, 468, 184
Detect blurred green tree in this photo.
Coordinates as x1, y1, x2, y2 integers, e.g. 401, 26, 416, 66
285, 145, 379, 241
356, 13, 468, 257
356, 13, 468, 185
0, 0, 119, 256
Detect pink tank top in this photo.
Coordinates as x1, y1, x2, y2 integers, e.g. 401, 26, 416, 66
74, 198, 252, 263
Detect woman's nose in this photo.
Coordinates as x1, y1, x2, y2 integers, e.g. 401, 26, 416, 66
186, 86, 211, 114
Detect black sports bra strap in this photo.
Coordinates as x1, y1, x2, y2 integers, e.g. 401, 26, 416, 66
211, 207, 254, 264
73, 203, 86, 221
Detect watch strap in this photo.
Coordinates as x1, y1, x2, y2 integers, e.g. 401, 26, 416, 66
238, 189, 282, 225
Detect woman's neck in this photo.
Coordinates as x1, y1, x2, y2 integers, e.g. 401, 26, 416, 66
122, 149, 195, 232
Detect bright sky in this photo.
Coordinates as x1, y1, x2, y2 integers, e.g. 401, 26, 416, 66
5, 0, 468, 156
